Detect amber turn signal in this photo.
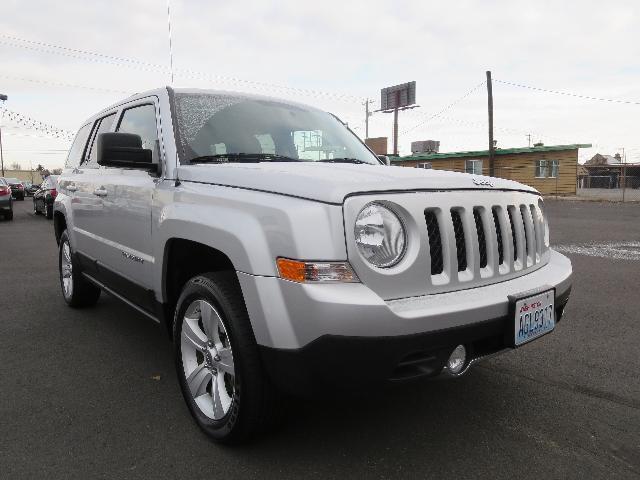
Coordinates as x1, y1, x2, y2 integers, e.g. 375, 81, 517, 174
276, 258, 359, 283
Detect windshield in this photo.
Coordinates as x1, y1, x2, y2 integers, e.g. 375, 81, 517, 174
173, 92, 379, 165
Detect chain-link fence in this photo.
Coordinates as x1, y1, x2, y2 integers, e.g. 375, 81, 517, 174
577, 165, 640, 202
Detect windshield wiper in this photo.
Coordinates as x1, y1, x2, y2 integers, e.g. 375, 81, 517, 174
190, 153, 300, 164
318, 158, 367, 164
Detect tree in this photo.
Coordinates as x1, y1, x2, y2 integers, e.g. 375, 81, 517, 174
9, 162, 21, 170
51, 168, 62, 175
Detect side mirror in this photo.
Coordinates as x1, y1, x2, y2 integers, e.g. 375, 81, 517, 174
97, 132, 154, 170
378, 155, 391, 166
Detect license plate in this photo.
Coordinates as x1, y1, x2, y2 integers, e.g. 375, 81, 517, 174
513, 289, 555, 346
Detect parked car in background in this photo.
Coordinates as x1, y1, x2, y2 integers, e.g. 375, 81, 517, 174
0, 178, 13, 220
33, 175, 58, 219
23, 181, 38, 197
4, 178, 25, 200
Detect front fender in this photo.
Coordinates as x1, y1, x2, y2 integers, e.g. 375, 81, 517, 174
152, 181, 347, 302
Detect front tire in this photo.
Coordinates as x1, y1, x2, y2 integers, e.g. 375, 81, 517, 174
46, 204, 53, 219
173, 272, 282, 444
59, 230, 101, 307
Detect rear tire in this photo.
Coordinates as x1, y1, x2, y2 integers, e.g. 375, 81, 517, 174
5, 210, 13, 221
59, 229, 101, 308
33, 200, 40, 215
173, 272, 283, 444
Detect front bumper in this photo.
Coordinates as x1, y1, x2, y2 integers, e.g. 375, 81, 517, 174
238, 250, 572, 393
260, 288, 569, 394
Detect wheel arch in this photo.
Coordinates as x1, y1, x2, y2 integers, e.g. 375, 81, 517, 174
161, 238, 244, 339
53, 211, 67, 245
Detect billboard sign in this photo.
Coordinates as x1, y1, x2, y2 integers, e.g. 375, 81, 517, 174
381, 81, 416, 110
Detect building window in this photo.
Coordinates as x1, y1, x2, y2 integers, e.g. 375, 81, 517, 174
465, 159, 483, 175
416, 162, 432, 169
535, 159, 559, 178
535, 160, 548, 178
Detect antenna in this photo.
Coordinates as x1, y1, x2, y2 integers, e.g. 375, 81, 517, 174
166, 0, 175, 86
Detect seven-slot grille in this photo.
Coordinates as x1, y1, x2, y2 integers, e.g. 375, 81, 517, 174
424, 201, 547, 282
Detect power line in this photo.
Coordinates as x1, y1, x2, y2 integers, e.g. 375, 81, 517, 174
0, 34, 366, 103
495, 79, 640, 106
401, 81, 486, 135
0, 74, 132, 94
1, 107, 75, 141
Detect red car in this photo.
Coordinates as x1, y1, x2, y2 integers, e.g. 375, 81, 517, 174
0, 178, 13, 220
4, 177, 25, 200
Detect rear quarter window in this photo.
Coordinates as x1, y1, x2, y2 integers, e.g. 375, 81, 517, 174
65, 123, 92, 169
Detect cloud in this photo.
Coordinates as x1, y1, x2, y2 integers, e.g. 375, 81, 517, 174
0, 0, 639, 168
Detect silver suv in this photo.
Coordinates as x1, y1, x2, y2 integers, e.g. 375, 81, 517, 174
54, 87, 572, 443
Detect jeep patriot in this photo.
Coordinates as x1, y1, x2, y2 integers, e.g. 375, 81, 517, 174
54, 87, 572, 443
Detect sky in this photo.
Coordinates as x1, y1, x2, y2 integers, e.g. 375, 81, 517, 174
1, 0, 639, 170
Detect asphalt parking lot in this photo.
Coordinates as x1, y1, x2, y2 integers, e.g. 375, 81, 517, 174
1, 199, 639, 479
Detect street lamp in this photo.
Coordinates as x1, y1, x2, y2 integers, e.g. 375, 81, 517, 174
0, 93, 7, 177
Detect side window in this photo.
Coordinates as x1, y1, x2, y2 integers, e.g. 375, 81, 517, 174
65, 123, 92, 169
84, 113, 116, 168
117, 104, 159, 163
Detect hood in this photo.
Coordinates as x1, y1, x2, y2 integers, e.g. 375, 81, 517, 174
176, 162, 538, 204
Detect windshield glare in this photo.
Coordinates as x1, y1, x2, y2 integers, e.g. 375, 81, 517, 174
174, 93, 379, 165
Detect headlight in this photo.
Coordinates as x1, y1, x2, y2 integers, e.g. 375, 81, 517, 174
354, 203, 406, 268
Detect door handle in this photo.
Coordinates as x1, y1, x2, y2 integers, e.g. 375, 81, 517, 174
66, 184, 77, 192
93, 187, 108, 197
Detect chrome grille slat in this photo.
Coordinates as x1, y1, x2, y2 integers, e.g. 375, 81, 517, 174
530, 204, 543, 261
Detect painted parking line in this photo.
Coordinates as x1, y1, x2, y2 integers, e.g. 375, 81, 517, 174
553, 241, 640, 261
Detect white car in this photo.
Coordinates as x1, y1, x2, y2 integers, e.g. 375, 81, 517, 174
53, 87, 572, 443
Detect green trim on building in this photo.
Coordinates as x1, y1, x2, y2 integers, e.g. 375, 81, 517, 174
393, 144, 592, 162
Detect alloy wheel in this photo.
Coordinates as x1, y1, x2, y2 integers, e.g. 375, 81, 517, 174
181, 299, 236, 420
61, 240, 73, 299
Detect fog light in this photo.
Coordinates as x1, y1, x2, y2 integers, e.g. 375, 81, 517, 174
446, 345, 467, 374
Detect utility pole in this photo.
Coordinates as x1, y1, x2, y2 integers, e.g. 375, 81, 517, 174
486, 71, 495, 176
0, 94, 7, 177
363, 99, 373, 139
393, 90, 400, 156
526, 134, 532, 147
